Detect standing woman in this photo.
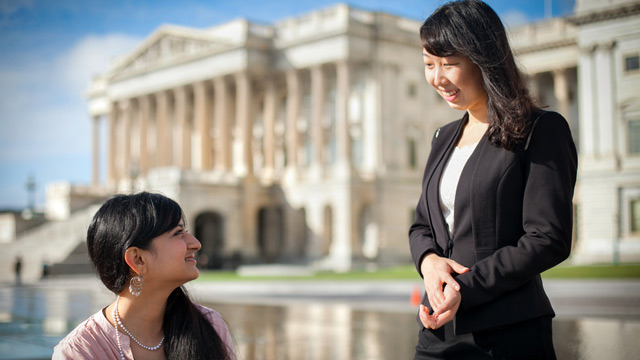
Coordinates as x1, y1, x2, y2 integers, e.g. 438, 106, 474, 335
53, 192, 235, 360
409, 1, 577, 359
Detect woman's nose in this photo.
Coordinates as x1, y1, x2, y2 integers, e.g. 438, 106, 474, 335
433, 67, 447, 87
187, 233, 201, 251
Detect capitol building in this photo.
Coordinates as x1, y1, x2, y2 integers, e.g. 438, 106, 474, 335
1, 0, 639, 281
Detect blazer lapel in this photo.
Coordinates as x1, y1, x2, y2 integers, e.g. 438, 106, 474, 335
425, 114, 467, 254
452, 131, 490, 251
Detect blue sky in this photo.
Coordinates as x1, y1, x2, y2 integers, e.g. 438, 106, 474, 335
0, 0, 575, 210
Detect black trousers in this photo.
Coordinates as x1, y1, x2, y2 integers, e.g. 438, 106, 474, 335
414, 316, 556, 360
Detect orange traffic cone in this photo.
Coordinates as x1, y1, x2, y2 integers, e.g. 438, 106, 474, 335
410, 285, 422, 307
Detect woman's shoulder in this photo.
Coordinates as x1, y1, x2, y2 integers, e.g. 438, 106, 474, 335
194, 303, 229, 331
53, 309, 114, 359
529, 110, 572, 139
194, 303, 236, 358
194, 303, 224, 320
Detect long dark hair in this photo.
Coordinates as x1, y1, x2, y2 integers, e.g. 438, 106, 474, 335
86, 192, 231, 360
420, 0, 536, 151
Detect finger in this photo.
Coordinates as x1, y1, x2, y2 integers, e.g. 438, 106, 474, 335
431, 288, 443, 309
436, 293, 456, 315
419, 305, 437, 329
446, 259, 469, 275
431, 309, 454, 329
425, 281, 443, 309
443, 274, 460, 291
426, 290, 440, 312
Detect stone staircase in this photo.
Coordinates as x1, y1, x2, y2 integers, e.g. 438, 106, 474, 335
0, 204, 100, 284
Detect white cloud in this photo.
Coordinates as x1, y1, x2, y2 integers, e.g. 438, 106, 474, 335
0, 32, 142, 207
55, 33, 141, 95
501, 9, 531, 29
0, 33, 141, 162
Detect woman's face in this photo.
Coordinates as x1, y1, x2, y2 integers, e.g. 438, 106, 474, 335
143, 221, 201, 287
422, 49, 488, 116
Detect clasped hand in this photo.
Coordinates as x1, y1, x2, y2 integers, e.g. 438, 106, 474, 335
419, 253, 469, 330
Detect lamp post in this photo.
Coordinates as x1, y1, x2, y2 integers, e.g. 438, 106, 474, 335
129, 160, 139, 193
25, 174, 36, 212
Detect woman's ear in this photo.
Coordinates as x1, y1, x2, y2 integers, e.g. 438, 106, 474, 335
124, 247, 147, 275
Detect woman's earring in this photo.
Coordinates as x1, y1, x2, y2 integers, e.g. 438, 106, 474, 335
129, 275, 144, 297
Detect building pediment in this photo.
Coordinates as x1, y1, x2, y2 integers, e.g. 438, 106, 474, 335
109, 25, 237, 81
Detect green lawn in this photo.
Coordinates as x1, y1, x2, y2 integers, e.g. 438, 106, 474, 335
195, 263, 640, 282
541, 263, 640, 278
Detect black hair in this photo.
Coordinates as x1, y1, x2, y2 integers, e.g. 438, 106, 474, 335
420, 0, 536, 151
86, 192, 231, 360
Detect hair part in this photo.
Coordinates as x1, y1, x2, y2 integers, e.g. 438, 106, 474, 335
420, 0, 537, 151
87, 192, 231, 360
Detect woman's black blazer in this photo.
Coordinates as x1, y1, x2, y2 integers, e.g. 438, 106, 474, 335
409, 110, 578, 335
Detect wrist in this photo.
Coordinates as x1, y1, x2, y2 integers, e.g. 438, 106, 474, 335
420, 251, 438, 273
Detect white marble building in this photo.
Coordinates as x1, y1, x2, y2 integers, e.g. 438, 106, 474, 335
85, 4, 443, 270
511, 0, 640, 263
80, 0, 640, 269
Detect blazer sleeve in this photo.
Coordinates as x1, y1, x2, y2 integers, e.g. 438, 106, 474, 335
409, 129, 444, 277
456, 111, 578, 311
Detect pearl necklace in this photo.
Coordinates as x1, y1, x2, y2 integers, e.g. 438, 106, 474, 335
113, 295, 165, 358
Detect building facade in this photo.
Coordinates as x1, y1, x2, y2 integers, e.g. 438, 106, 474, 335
80, 0, 640, 269
86, 5, 446, 270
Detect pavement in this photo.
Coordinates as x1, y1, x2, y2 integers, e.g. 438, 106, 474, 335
14, 275, 640, 319
1, 275, 638, 360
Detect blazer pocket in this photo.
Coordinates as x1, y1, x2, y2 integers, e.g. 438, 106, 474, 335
475, 249, 495, 262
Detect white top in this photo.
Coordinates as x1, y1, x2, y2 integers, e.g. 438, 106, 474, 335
439, 143, 478, 235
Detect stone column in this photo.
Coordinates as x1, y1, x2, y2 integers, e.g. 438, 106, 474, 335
138, 95, 150, 175
235, 72, 253, 177
552, 68, 570, 125
174, 86, 191, 169
285, 69, 300, 174
263, 77, 277, 180
311, 65, 325, 171
120, 100, 132, 180
194, 81, 213, 171
155, 91, 170, 167
528, 73, 540, 104
108, 103, 117, 186
335, 61, 352, 174
92, 115, 100, 187
214, 77, 231, 172
578, 45, 596, 159
595, 41, 616, 158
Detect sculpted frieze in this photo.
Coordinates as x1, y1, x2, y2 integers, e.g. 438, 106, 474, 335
112, 31, 234, 80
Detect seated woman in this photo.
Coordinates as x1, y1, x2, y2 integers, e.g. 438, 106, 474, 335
54, 192, 236, 360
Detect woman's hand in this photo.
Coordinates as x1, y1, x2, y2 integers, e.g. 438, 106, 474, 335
419, 284, 461, 329
420, 253, 468, 312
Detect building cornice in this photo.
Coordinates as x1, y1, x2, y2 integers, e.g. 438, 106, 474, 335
514, 38, 577, 55
569, 3, 640, 25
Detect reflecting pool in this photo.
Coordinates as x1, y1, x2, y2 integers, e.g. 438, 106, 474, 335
1, 282, 639, 360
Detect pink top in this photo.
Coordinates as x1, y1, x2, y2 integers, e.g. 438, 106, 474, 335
53, 304, 236, 359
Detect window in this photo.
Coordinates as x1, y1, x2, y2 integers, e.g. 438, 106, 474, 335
625, 55, 639, 72
408, 82, 417, 98
631, 199, 640, 234
628, 119, 640, 155
408, 138, 417, 169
